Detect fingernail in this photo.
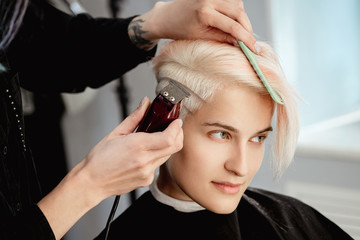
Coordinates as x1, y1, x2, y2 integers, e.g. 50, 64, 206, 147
139, 96, 147, 107
178, 119, 183, 128
254, 42, 261, 53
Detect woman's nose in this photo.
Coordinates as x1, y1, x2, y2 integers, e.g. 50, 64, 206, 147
224, 142, 248, 177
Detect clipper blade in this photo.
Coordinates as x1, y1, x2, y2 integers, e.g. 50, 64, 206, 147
159, 78, 191, 104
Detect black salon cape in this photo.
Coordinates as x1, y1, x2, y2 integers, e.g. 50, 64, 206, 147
96, 188, 353, 240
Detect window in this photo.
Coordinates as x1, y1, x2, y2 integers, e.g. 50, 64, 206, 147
270, 0, 360, 157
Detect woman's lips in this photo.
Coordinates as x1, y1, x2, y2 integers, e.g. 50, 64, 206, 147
211, 181, 241, 194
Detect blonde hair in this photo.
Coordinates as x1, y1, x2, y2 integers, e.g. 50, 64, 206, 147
152, 40, 299, 177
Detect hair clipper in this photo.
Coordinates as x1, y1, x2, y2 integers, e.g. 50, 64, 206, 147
136, 79, 190, 133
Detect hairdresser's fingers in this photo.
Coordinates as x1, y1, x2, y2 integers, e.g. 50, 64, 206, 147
138, 119, 183, 151
206, 10, 258, 52
214, 0, 253, 35
111, 97, 151, 136
238, 0, 244, 8
224, 0, 244, 10
150, 120, 184, 158
150, 127, 183, 167
197, 27, 234, 45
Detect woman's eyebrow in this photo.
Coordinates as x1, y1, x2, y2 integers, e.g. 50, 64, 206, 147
202, 122, 238, 133
257, 126, 273, 134
202, 122, 273, 135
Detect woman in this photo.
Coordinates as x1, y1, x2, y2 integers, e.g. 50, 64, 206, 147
96, 40, 353, 239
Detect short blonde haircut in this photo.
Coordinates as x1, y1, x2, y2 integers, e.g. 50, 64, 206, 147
153, 40, 299, 177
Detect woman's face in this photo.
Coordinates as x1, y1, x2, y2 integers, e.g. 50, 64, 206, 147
158, 84, 274, 214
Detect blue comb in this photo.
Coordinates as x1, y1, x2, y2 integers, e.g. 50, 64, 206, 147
237, 39, 284, 105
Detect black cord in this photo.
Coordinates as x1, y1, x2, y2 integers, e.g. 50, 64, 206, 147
104, 2, 130, 239
104, 195, 121, 240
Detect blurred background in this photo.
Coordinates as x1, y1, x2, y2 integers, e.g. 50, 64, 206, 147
31, 0, 360, 239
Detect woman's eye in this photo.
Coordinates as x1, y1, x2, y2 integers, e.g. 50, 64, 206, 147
250, 136, 266, 143
210, 131, 230, 140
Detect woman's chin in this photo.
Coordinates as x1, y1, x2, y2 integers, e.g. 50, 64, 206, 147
200, 198, 240, 214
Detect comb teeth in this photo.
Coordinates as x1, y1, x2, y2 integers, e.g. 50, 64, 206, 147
159, 78, 191, 104
237, 39, 284, 105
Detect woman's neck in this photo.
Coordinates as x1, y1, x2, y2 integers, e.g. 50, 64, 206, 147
150, 172, 205, 213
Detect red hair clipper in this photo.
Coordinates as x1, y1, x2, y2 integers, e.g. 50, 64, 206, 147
136, 79, 190, 133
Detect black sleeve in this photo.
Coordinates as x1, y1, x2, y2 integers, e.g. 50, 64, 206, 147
0, 204, 55, 240
7, 0, 156, 93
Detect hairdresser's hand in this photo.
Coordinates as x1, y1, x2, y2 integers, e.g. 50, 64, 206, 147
82, 97, 183, 198
38, 97, 183, 239
129, 0, 259, 53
